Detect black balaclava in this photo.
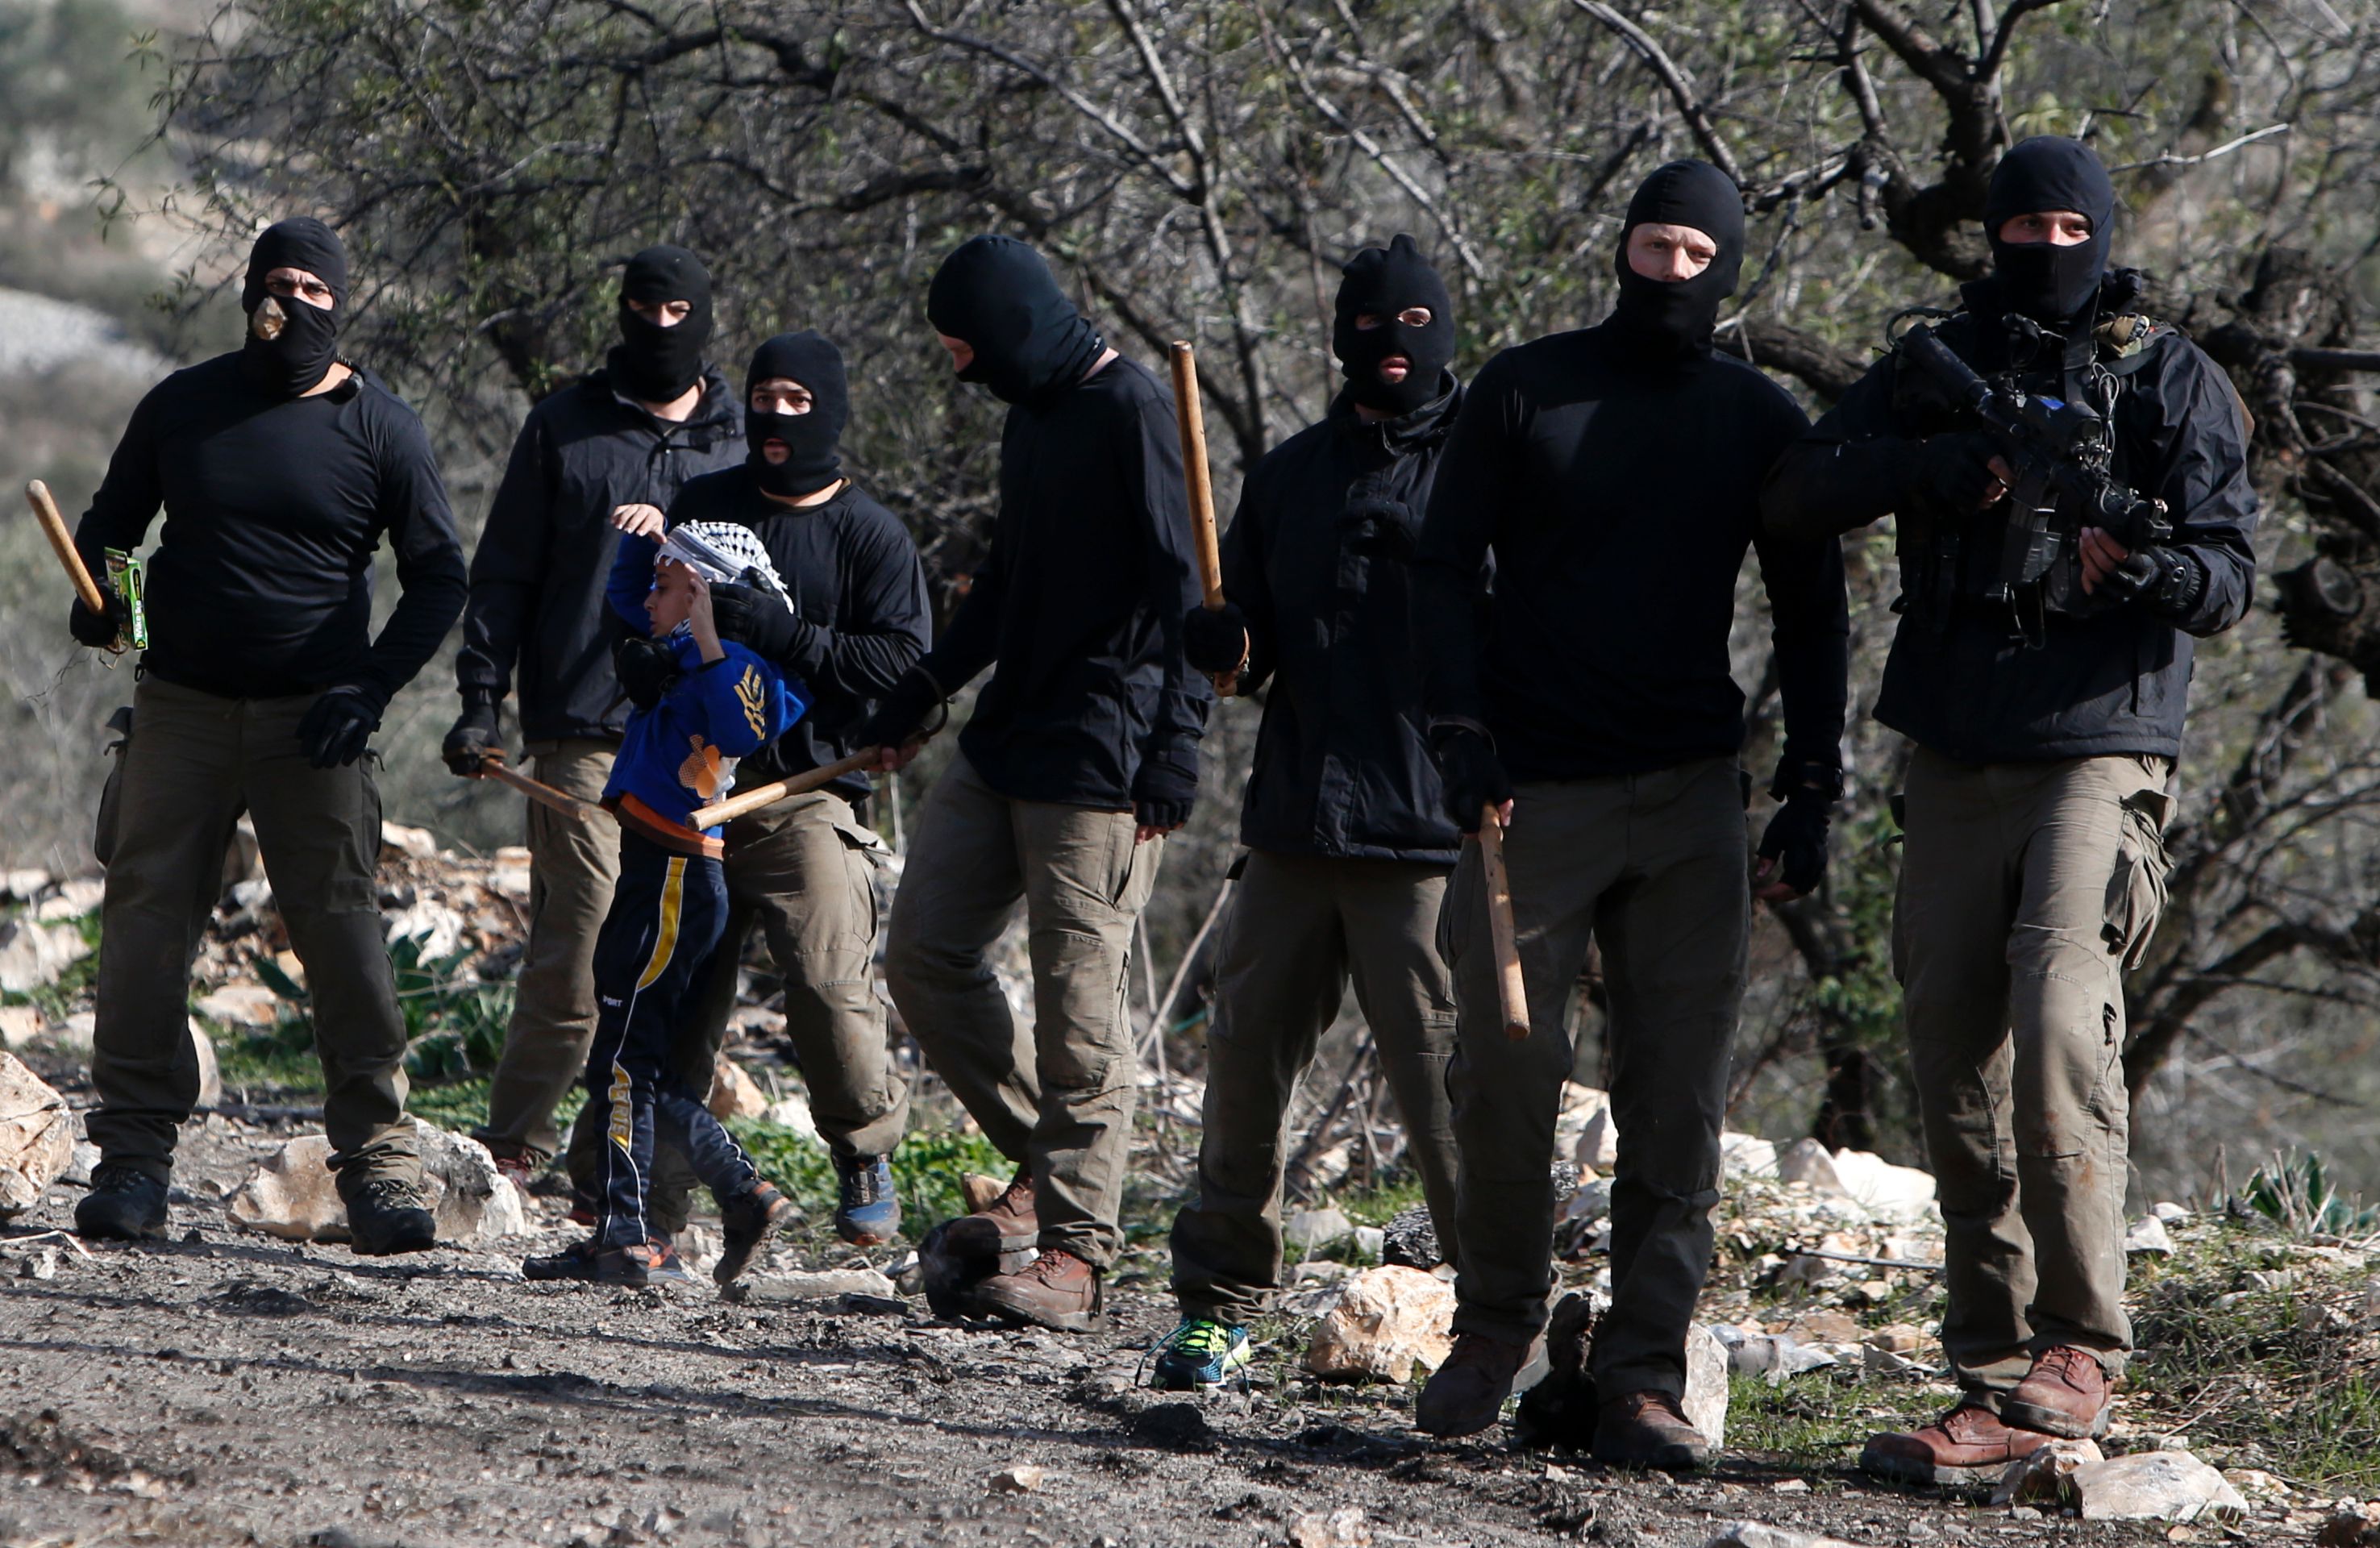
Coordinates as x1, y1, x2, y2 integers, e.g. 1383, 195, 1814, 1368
1333, 234, 1457, 415
239, 217, 347, 397
745, 331, 849, 498
610, 245, 714, 405
1983, 137, 2116, 327
1609, 160, 1746, 358
925, 235, 1105, 408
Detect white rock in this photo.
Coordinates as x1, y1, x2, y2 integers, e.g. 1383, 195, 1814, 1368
1713, 1327, 1837, 1382
190, 1018, 221, 1110
64, 1141, 100, 1186
0, 1005, 40, 1051
986, 1463, 1044, 1495
487, 866, 532, 902
227, 1120, 526, 1246
1302, 1265, 1455, 1384
1575, 1106, 1619, 1171
1682, 1323, 1729, 1450
0, 919, 90, 994
1721, 1131, 1779, 1179
1551, 1083, 1610, 1160
1702, 1524, 1860, 1548
382, 900, 466, 963
33, 879, 106, 922
1, 869, 52, 901
1288, 1508, 1371, 1548
2124, 1215, 2176, 1255
759, 1092, 822, 1141
707, 1059, 768, 1121
0, 1053, 75, 1217
51, 1013, 95, 1058
2152, 1201, 2190, 1224
728, 1267, 899, 1303
1990, 1438, 2103, 1507
1862, 1343, 1924, 1375
1353, 1226, 1384, 1260
2220, 1467, 2289, 1500
379, 822, 439, 859
1775, 1138, 1847, 1196
1827, 1148, 1937, 1220
1561, 1178, 1613, 1222
413, 1121, 528, 1244
2072, 1450, 2249, 1522
193, 984, 283, 1028
1284, 1205, 1356, 1254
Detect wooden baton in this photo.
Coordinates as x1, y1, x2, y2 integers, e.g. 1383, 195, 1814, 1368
476, 752, 610, 823
1476, 805, 1532, 1041
26, 481, 107, 616
686, 749, 882, 830
1167, 341, 1241, 696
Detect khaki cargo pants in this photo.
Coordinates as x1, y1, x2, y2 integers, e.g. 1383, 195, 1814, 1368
1442, 759, 1749, 1400
1171, 850, 1462, 1324
1896, 748, 2173, 1396
89, 677, 418, 1183
884, 755, 1159, 1269
475, 739, 619, 1163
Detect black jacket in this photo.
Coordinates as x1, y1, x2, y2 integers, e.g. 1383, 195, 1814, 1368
456, 366, 743, 742
1414, 323, 1849, 781
74, 354, 465, 702
924, 355, 1213, 807
1760, 290, 2257, 764
612, 469, 932, 803
1225, 381, 1464, 863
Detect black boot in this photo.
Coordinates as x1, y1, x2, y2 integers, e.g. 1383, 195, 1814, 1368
342, 1174, 438, 1256
715, 1181, 797, 1286
74, 1163, 169, 1241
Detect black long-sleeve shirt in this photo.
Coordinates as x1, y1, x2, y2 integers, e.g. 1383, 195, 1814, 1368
1761, 309, 2257, 764
75, 353, 465, 702
1224, 383, 1464, 863
924, 355, 1213, 807
608, 469, 932, 802
455, 366, 742, 742
1413, 322, 1849, 780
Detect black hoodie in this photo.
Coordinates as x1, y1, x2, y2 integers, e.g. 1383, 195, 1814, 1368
456, 364, 743, 741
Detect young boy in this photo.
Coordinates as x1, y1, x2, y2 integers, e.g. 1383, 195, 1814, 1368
523, 522, 809, 1287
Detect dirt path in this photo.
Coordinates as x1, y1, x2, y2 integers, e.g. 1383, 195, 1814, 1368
0, 1123, 2164, 1548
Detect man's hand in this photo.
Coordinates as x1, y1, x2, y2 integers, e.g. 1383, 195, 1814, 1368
68, 586, 127, 649
1428, 725, 1513, 835
854, 666, 947, 770
613, 635, 677, 710
1754, 796, 1831, 901
2087, 534, 2205, 615
611, 503, 666, 538
2078, 526, 2131, 594
682, 567, 724, 663
441, 698, 501, 776
297, 685, 385, 769
1132, 739, 1200, 843
711, 577, 799, 661
1904, 433, 2008, 518
1181, 601, 1250, 677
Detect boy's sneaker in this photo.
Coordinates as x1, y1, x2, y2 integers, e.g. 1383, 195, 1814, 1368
1149, 1317, 1252, 1390
716, 1182, 798, 1286
833, 1155, 901, 1246
522, 1237, 693, 1286
342, 1175, 438, 1256
74, 1163, 170, 1241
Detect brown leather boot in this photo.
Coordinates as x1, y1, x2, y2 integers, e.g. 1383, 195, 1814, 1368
2003, 1345, 2114, 1438
944, 1170, 1038, 1263
1592, 1390, 1710, 1471
1861, 1403, 2054, 1484
1416, 1332, 1540, 1438
973, 1247, 1106, 1332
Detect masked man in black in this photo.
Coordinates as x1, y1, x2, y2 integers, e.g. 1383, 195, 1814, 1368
447, 245, 744, 1182
589, 330, 932, 1246
70, 218, 467, 1253
1762, 137, 2257, 1482
1148, 235, 1467, 1389
868, 235, 1211, 1331
1410, 162, 1849, 1462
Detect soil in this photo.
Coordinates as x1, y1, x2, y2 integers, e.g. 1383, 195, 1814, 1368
0, 1119, 2181, 1548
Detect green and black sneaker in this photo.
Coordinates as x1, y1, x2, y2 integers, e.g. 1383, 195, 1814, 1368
1148, 1317, 1253, 1391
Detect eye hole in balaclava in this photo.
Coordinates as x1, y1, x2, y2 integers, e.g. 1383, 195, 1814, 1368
1332, 234, 1457, 416
925, 235, 1106, 408
611, 245, 715, 405
745, 331, 849, 499
239, 216, 347, 398
1609, 160, 1745, 358
1983, 137, 2116, 328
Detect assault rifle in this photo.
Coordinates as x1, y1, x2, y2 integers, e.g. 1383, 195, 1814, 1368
1899, 325, 2170, 648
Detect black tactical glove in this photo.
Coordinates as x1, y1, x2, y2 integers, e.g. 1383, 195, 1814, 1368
1756, 796, 1833, 897
1181, 601, 1250, 676
1342, 493, 1423, 561
1902, 432, 2003, 520
2099, 545, 2205, 617
69, 587, 127, 649
441, 697, 501, 776
854, 664, 947, 751
1428, 724, 1513, 835
710, 576, 801, 663
1132, 738, 1200, 833
613, 635, 679, 711
297, 683, 387, 770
